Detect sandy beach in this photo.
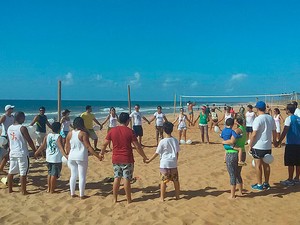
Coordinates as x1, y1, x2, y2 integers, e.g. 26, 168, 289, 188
1, 111, 300, 225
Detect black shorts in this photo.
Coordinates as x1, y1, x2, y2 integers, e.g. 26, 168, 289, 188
133, 125, 143, 137
246, 126, 253, 133
251, 148, 271, 159
284, 144, 300, 166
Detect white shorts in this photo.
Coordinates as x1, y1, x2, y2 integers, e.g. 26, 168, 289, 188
9, 156, 29, 176
276, 125, 281, 133
36, 132, 46, 146
178, 126, 187, 131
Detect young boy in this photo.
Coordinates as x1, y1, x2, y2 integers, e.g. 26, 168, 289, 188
34, 122, 67, 193
146, 122, 180, 201
7, 112, 36, 195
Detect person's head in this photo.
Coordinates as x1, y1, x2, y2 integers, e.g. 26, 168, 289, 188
157, 106, 162, 112
14, 111, 25, 124
273, 108, 280, 115
73, 117, 85, 130
286, 103, 296, 114
292, 101, 298, 108
201, 106, 206, 111
5, 105, 15, 114
86, 105, 92, 112
236, 117, 244, 126
51, 122, 61, 134
211, 108, 215, 112
225, 118, 234, 127
179, 107, 184, 113
62, 109, 71, 116
134, 104, 140, 112
247, 104, 253, 111
39, 106, 46, 115
226, 106, 231, 112
110, 107, 116, 114
163, 121, 174, 135
255, 101, 266, 112
118, 112, 130, 125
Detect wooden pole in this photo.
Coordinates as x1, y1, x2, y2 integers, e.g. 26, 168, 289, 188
173, 93, 176, 119
128, 85, 132, 128
58, 80, 62, 122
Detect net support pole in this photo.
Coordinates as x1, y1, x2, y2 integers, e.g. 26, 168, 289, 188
57, 80, 62, 122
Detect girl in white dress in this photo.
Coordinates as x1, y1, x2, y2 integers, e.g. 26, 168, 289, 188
173, 108, 191, 144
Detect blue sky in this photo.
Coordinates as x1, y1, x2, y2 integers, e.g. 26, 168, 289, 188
0, 0, 300, 101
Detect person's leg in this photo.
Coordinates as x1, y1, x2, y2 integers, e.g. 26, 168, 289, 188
113, 177, 122, 203
204, 125, 209, 143
182, 130, 187, 142
20, 175, 28, 195
160, 181, 167, 201
77, 160, 88, 198
155, 127, 159, 145
122, 179, 132, 204
295, 166, 300, 180
288, 166, 294, 180
50, 176, 57, 193
262, 161, 270, 184
178, 130, 183, 141
7, 173, 14, 193
199, 126, 204, 143
94, 138, 98, 150
68, 160, 78, 197
0, 151, 8, 173
47, 175, 51, 193
226, 153, 237, 199
255, 159, 263, 185
173, 180, 180, 200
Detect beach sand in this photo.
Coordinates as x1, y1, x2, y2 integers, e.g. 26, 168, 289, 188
1, 111, 300, 225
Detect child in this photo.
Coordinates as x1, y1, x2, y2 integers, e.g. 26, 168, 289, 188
273, 108, 283, 146
173, 108, 191, 143
146, 122, 180, 201
7, 111, 36, 195
245, 104, 255, 144
220, 118, 245, 199
34, 122, 67, 193
149, 106, 168, 146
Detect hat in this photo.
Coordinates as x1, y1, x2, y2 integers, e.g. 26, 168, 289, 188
255, 101, 266, 110
62, 109, 71, 115
39, 106, 46, 111
5, 105, 15, 111
201, 106, 206, 110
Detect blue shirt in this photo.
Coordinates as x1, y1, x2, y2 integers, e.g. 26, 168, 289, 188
221, 127, 241, 150
287, 115, 300, 145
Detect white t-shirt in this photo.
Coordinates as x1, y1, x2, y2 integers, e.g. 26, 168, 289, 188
1, 114, 14, 136
294, 108, 300, 117
109, 115, 118, 128
130, 111, 143, 126
154, 112, 165, 126
8, 124, 29, 158
246, 111, 255, 127
252, 114, 276, 150
46, 133, 62, 163
156, 137, 180, 168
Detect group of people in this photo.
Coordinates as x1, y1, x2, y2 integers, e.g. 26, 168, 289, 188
1, 100, 300, 202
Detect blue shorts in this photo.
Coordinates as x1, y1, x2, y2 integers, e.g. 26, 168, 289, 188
47, 162, 62, 177
60, 130, 69, 138
113, 163, 134, 180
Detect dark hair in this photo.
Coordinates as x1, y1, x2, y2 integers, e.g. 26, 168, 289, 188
14, 111, 25, 123
73, 117, 85, 130
292, 101, 298, 107
286, 103, 296, 114
226, 118, 234, 126
274, 108, 280, 114
226, 106, 231, 111
180, 107, 184, 111
39, 106, 45, 111
157, 106, 162, 109
236, 117, 244, 126
86, 105, 92, 110
118, 112, 130, 124
135, 104, 140, 108
62, 109, 71, 116
110, 107, 115, 111
163, 122, 173, 135
52, 122, 61, 134
247, 104, 253, 109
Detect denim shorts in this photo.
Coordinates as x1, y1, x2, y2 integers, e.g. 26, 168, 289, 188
47, 162, 62, 177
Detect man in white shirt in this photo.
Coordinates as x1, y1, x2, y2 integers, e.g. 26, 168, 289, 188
292, 101, 300, 117
249, 101, 277, 191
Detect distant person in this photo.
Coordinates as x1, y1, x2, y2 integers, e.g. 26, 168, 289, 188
101, 107, 118, 131
292, 101, 300, 117
218, 106, 233, 128
60, 109, 73, 147
34, 122, 67, 193
65, 117, 102, 199
149, 106, 168, 146
205, 104, 211, 117
7, 112, 36, 195
146, 122, 180, 201
0, 105, 15, 174
100, 112, 148, 204
277, 104, 300, 186
187, 101, 196, 126
129, 104, 150, 146
273, 108, 284, 145
30, 106, 52, 154
80, 105, 103, 151
193, 106, 210, 144
245, 104, 255, 143
210, 108, 220, 132
266, 104, 272, 115
249, 101, 277, 191
173, 108, 191, 143
236, 105, 246, 123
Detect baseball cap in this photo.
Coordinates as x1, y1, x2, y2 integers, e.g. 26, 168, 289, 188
255, 101, 266, 110
5, 105, 15, 111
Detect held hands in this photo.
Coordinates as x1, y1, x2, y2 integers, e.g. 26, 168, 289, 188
143, 157, 149, 163
99, 153, 105, 161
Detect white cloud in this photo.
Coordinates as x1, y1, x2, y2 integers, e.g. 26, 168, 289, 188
190, 81, 198, 88
163, 78, 180, 87
230, 73, 248, 81
63, 72, 74, 85
93, 74, 117, 88
129, 72, 141, 87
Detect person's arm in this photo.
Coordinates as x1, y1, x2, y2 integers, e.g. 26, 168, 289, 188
34, 135, 47, 157
193, 114, 200, 126
248, 130, 257, 151
99, 139, 110, 161
29, 115, 38, 126
0, 115, 5, 124
145, 152, 159, 163
222, 133, 238, 145
218, 114, 225, 124
163, 115, 168, 122
142, 116, 150, 124
60, 116, 66, 124
65, 132, 72, 155
20, 126, 36, 153
172, 116, 179, 125
93, 118, 103, 130
81, 131, 101, 160
132, 140, 148, 162
148, 115, 156, 124
278, 126, 289, 145
101, 115, 110, 127
185, 115, 192, 125
45, 116, 52, 129
57, 135, 68, 158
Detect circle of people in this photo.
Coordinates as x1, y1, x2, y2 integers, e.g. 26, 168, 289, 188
1, 100, 300, 201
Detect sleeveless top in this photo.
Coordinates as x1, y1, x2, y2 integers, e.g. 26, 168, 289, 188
36, 115, 47, 133
7, 124, 29, 158
61, 119, 71, 132
199, 112, 208, 125
68, 130, 88, 161
178, 114, 187, 128
46, 133, 62, 163
1, 114, 14, 137
235, 125, 247, 152
109, 115, 118, 128
224, 112, 232, 122
211, 112, 218, 120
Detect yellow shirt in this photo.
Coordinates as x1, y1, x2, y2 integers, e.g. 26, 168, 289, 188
80, 112, 95, 129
